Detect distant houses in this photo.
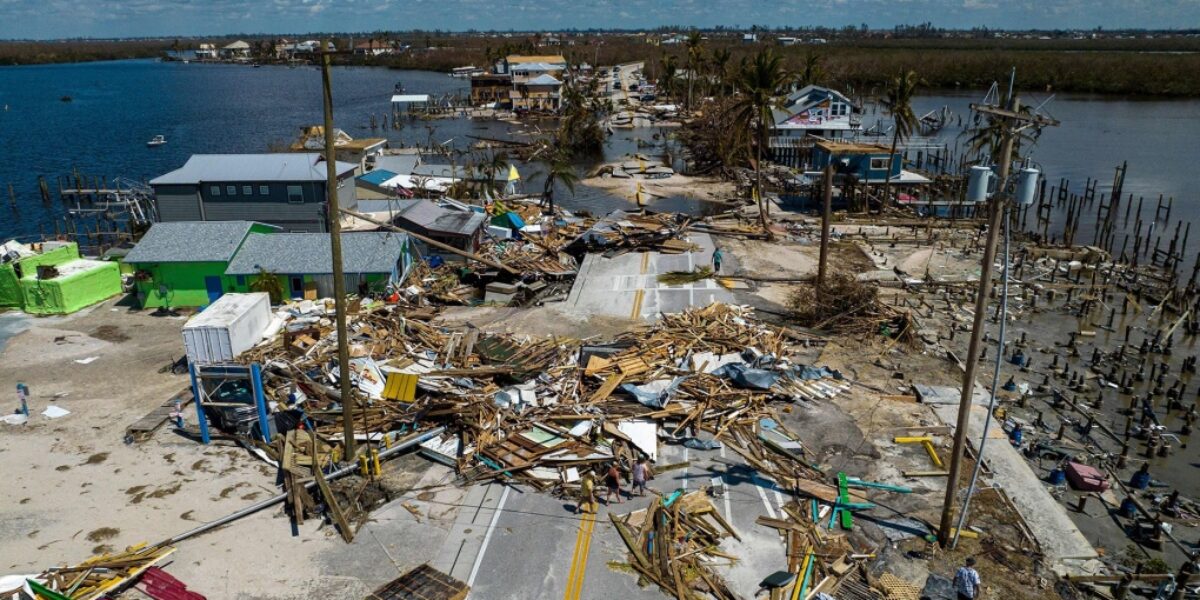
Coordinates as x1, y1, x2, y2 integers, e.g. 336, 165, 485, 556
354, 40, 401, 56
289, 126, 388, 171
150, 153, 359, 233
470, 54, 567, 112
195, 43, 218, 59
124, 221, 413, 308
220, 40, 251, 60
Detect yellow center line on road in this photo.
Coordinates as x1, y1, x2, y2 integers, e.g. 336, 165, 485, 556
563, 510, 597, 600
630, 289, 645, 320
640, 251, 650, 274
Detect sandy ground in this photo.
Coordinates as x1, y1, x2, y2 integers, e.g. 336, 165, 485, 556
719, 237, 818, 279
0, 298, 400, 599
580, 171, 735, 204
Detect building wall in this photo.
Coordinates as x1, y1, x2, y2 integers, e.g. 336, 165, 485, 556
21, 262, 123, 315
153, 177, 357, 233
155, 184, 204, 221
0, 243, 83, 309
131, 261, 230, 309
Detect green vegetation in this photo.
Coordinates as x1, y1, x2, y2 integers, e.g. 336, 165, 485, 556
0, 39, 165, 66
731, 46, 789, 236
4, 33, 1200, 97
881, 70, 920, 205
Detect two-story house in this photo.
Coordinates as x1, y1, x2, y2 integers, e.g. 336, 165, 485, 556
150, 153, 359, 233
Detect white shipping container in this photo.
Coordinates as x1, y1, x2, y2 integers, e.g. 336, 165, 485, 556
182, 292, 272, 365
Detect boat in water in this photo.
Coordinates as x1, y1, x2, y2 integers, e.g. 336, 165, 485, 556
146, 135, 167, 147
449, 66, 482, 78
394, 81, 405, 94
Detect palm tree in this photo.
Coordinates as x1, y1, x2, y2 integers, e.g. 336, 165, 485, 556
250, 268, 284, 304
799, 50, 824, 87
710, 47, 732, 96
731, 47, 788, 237
658, 54, 680, 101
482, 151, 510, 197
685, 31, 705, 110
881, 70, 920, 208
536, 148, 579, 213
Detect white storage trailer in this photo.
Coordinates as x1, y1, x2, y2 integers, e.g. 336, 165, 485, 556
182, 292, 271, 365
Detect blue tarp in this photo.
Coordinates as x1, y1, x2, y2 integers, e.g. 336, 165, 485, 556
619, 376, 688, 408
711, 363, 781, 390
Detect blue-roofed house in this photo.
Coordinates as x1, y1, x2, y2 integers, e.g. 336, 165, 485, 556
150, 153, 359, 233
124, 221, 280, 308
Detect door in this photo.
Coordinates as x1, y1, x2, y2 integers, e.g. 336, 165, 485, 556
204, 276, 223, 305
289, 276, 304, 299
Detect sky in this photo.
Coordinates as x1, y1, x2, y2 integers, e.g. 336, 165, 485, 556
0, 0, 1197, 39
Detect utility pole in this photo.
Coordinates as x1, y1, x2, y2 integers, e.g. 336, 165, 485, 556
321, 42, 357, 460
937, 92, 1058, 547
817, 164, 834, 290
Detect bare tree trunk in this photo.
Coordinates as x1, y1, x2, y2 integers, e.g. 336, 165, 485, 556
756, 136, 771, 239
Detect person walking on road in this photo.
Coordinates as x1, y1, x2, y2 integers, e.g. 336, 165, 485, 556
711, 247, 724, 274
577, 471, 597, 514
604, 462, 624, 505
954, 557, 981, 600
631, 458, 653, 497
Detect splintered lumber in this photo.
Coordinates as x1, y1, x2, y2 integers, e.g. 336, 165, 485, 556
34, 544, 177, 600
611, 492, 736, 599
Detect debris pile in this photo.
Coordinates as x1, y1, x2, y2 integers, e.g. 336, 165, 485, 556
27, 544, 177, 600
229, 302, 848, 514
610, 491, 739, 599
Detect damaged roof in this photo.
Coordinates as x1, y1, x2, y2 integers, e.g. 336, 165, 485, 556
392, 199, 486, 237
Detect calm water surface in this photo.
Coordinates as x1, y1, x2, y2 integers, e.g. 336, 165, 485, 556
1, 59, 1198, 246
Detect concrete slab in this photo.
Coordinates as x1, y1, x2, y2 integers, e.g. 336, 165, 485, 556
565, 232, 735, 320
933, 403, 1102, 576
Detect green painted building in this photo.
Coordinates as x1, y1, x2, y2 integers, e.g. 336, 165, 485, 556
124, 221, 279, 309
0, 241, 124, 314
124, 221, 413, 308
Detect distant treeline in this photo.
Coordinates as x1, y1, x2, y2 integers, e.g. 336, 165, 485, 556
4, 34, 1200, 96
0, 39, 165, 65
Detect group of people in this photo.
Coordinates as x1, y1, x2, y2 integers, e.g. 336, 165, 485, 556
575, 458, 654, 514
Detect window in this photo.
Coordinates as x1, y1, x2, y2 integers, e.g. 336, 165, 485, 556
259, 185, 269, 195
210, 185, 221, 196
226, 185, 236, 196
287, 185, 304, 204
236, 275, 246, 286
242, 185, 252, 195
870, 157, 890, 170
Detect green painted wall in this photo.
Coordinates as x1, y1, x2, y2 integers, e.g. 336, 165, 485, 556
21, 261, 123, 315
132, 261, 230, 309
0, 243, 88, 310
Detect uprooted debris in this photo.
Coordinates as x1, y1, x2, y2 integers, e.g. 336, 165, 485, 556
610, 491, 740, 599
219, 302, 857, 541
